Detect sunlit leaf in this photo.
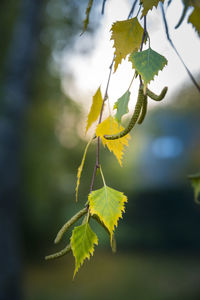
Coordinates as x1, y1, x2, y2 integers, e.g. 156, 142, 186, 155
71, 222, 98, 278
129, 47, 168, 85
114, 90, 131, 123
188, 7, 200, 36
89, 186, 127, 238
96, 116, 130, 166
86, 87, 103, 133
110, 17, 144, 72
141, 0, 165, 17
189, 172, 200, 204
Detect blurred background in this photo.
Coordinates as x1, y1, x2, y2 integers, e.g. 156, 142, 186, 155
0, 0, 200, 299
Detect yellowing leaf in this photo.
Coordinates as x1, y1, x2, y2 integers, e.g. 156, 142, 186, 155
110, 17, 144, 72
188, 7, 200, 35
75, 136, 93, 202
141, 0, 165, 17
129, 47, 168, 85
86, 87, 103, 133
89, 186, 127, 238
114, 90, 131, 123
71, 222, 98, 278
189, 172, 200, 204
82, 0, 94, 34
96, 116, 130, 166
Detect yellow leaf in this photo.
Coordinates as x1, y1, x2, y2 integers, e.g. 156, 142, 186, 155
82, 0, 94, 35
96, 116, 130, 166
141, 0, 165, 17
85, 87, 103, 133
110, 17, 144, 72
188, 7, 200, 36
89, 186, 127, 239
75, 136, 93, 202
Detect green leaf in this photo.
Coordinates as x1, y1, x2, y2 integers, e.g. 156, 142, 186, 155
188, 7, 200, 36
71, 222, 98, 278
141, 0, 165, 17
110, 17, 144, 72
129, 47, 168, 85
114, 90, 131, 123
189, 172, 200, 204
88, 186, 127, 238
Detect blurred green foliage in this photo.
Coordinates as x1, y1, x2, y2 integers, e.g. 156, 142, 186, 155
7, 0, 101, 254
24, 252, 200, 300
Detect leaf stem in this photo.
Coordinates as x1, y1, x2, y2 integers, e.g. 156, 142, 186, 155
89, 58, 114, 193
128, 71, 136, 91
136, 3, 142, 17
140, 15, 147, 52
100, 165, 107, 187
139, 15, 147, 86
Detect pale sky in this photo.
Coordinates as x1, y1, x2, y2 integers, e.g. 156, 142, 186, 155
60, 0, 200, 111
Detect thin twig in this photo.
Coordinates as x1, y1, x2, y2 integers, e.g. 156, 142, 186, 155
101, 0, 107, 15
89, 58, 114, 193
139, 15, 147, 85
128, 72, 136, 91
140, 16, 147, 51
161, 3, 200, 93
128, 0, 138, 19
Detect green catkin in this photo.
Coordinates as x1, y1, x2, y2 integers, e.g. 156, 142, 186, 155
54, 207, 87, 244
104, 87, 144, 140
146, 86, 168, 101
138, 94, 147, 124
45, 244, 71, 260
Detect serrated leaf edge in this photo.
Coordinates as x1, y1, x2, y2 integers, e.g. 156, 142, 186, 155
88, 186, 128, 238
129, 48, 168, 84
71, 223, 98, 278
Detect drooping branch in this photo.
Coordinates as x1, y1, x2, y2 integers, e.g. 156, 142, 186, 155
161, 3, 200, 93
89, 2, 142, 192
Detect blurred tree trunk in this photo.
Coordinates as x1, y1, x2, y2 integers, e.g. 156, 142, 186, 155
0, 0, 43, 299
